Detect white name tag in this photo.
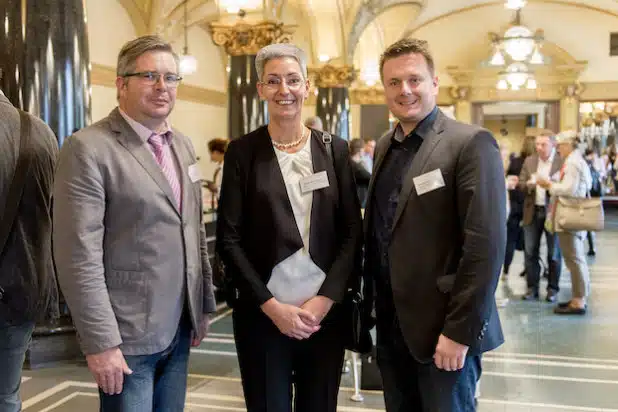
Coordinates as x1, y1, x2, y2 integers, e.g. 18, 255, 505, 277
188, 163, 202, 183
299, 171, 329, 194
413, 169, 445, 195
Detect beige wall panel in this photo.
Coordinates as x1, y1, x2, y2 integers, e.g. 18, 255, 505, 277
86, 0, 137, 67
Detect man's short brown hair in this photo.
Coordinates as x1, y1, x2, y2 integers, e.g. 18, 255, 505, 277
208, 138, 229, 154
379, 38, 435, 79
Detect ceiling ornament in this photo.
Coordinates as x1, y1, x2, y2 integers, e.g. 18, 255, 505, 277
310, 65, 356, 88
488, 2, 544, 91
209, 20, 295, 56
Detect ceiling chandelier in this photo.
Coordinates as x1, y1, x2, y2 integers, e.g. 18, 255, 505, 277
179, 0, 198, 75
490, 1, 544, 90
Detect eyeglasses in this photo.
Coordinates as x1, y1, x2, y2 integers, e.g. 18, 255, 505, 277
259, 78, 305, 91
123, 71, 183, 87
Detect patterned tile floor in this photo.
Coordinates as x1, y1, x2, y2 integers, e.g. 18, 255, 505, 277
18, 211, 618, 411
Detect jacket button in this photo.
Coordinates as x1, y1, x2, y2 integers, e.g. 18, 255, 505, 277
0, 287, 4, 302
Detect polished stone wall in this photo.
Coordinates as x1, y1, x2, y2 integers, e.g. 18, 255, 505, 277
316, 87, 350, 140
0, 0, 91, 145
228, 55, 267, 139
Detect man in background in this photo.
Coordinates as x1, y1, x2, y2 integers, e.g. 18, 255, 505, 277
0, 80, 59, 412
518, 131, 563, 302
362, 138, 376, 172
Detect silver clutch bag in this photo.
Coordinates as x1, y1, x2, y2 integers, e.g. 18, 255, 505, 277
554, 197, 604, 232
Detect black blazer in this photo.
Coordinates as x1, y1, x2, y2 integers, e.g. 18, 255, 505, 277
216, 126, 363, 308
364, 109, 506, 362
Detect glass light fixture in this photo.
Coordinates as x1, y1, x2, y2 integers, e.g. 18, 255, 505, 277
360, 61, 380, 87
489, 48, 505, 66
505, 0, 527, 10
179, 54, 198, 75
497, 79, 509, 90
179, 0, 197, 76
503, 25, 535, 61
318, 54, 330, 63
505, 62, 529, 88
526, 78, 537, 89
529, 45, 544, 64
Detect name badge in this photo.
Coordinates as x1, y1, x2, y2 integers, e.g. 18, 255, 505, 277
413, 169, 445, 195
188, 163, 202, 183
300, 171, 330, 194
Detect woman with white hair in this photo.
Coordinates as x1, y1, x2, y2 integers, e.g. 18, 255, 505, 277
216, 43, 363, 411
537, 130, 592, 315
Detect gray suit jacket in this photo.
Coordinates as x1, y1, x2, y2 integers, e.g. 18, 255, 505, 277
518, 153, 563, 226
0, 92, 59, 325
53, 108, 216, 356
363, 109, 506, 362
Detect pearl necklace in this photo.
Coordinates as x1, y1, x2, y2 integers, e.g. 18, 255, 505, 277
272, 127, 309, 150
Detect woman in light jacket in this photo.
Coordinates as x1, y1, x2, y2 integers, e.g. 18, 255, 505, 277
537, 130, 592, 315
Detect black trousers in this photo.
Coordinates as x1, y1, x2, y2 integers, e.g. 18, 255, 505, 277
504, 214, 523, 273
524, 206, 562, 292
233, 304, 346, 412
376, 316, 481, 412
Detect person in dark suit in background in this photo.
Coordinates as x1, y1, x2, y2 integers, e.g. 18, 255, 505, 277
363, 38, 506, 411
503, 143, 530, 278
216, 43, 362, 412
349, 138, 371, 207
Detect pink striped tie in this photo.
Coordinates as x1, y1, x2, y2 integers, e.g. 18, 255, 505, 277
149, 133, 182, 211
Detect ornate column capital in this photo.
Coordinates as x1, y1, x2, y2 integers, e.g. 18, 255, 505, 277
310, 65, 355, 88
449, 86, 471, 102
349, 87, 384, 104
209, 20, 295, 56
560, 82, 585, 100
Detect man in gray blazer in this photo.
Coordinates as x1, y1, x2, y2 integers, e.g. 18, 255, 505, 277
518, 131, 563, 302
0, 86, 59, 412
364, 38, 506, 411
53, 36, 216, 411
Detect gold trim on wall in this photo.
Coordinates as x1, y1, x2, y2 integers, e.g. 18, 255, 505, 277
90, 64, 227, 107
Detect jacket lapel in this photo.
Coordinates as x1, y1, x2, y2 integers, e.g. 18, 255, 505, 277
108, 108, 181, 216
391, 111, 446, 232
256, 130, 304, 257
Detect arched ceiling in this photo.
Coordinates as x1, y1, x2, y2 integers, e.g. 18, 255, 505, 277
118, 0, 618, 84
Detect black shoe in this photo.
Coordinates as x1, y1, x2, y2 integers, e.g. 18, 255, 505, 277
543, 269, 549, 279
588, 250, 596, 256
557, 300, 571, 308
546, 290, 558, 303
522, 290, 539, 301
554, 305, 587, 315
519, 270, 526, 278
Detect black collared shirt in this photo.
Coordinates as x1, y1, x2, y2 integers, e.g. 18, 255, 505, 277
368, 106, 438, 322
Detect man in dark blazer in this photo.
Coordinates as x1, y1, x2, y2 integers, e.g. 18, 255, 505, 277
364, 38, 506, 411
518, 131, 563, 301
0, 87, 59, 411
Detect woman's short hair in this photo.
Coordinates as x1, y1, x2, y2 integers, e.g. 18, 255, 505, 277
349, 138, 365, 156
255, 43, 308, 80
208, 138, 229, 154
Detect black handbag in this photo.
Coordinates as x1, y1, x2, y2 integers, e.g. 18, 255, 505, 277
322, 132, 372, 354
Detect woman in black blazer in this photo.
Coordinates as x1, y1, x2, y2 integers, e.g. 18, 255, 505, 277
216, 43, 363, 412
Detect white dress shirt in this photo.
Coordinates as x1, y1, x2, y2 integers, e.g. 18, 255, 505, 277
267, 139, 326, 306
536, 150, 555, 206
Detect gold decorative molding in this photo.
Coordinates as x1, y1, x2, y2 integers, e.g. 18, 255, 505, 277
350, 87, 384, 105
309, 65, 355, 88
449, 86, 471, 101
209, 20, 295, 56
580, 82, 618, 101
90, 64, 227, 107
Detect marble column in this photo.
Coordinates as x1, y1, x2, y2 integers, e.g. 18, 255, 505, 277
313, 65, 354, 140
560, 83, 583, 132
0, 0, 91, 146
210, 20, 295, 139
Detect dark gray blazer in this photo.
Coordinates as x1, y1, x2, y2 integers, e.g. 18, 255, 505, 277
53, 108, 216, 356
364, 109, 506, 362
0, 92, 59, 325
